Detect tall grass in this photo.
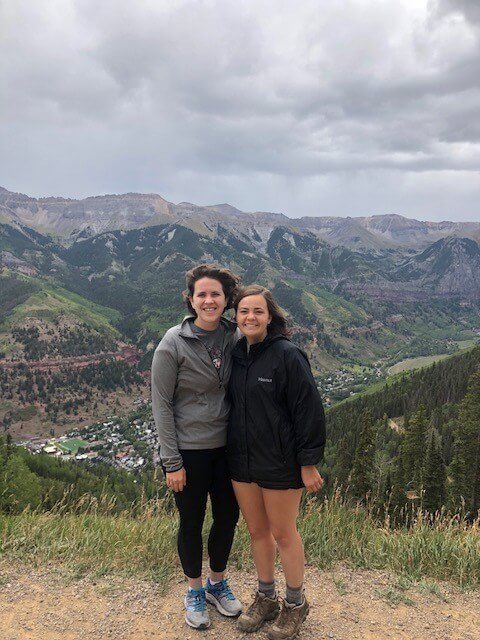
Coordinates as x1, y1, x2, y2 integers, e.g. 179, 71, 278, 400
299, 493, 480, 588
0, 490, 478, 588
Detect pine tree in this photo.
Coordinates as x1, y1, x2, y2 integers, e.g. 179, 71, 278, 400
350, 409, 376, 502
423, 429, 446, 513
449, 370, 480, 516
401, 405, 429, 491
389, 453, 408, 522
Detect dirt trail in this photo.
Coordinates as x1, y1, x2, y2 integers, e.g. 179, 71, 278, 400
1, 562, 479, 640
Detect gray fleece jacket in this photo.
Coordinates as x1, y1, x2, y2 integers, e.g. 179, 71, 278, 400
151, 316, 238, 472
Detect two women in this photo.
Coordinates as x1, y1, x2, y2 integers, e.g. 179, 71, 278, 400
152, 265, 325, 639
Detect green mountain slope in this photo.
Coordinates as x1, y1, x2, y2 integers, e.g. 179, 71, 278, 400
0, 272, 122, 360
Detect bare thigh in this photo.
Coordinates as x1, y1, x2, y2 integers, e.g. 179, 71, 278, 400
262, 488, 302, 540
232, 481, 271, 536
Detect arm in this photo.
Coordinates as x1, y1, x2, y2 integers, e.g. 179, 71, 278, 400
151, 334, 184, 481
285, 347, 326, 491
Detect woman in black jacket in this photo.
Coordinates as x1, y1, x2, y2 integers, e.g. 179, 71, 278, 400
228, 285, 326, 640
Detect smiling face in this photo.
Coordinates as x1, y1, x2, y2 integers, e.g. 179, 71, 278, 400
189, 277, 227, 330
236, 294, 272, 344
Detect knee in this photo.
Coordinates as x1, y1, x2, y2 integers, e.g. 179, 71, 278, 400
212, 503, 239, 527
179, 514, 204, 536
248, 524, 272, 543
271, 527, 299, 548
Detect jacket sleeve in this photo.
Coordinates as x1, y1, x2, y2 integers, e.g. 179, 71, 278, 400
285, 347, 326, 466
151, 333, 183, 472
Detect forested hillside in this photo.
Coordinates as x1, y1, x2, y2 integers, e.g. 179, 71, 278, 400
321, 345, 480, 518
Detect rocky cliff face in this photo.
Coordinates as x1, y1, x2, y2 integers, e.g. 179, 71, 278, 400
340, 237, 480, 301
393, 237, 480, 298
0, 188, 175, 237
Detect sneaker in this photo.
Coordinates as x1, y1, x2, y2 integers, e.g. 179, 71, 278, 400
267, 596, 309, 640
184, 587, 210, 630
237, 591, 280, 633
205, 578, 242, 617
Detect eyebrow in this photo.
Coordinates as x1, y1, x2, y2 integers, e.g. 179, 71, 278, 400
196, 290, 222, 294
239, 306, 265, 311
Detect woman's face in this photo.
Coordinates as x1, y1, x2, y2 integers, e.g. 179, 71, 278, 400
236, 294, 271, 344
190, 277, 227, 329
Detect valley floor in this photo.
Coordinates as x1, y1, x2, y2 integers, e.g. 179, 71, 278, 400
1, 562, 479, 640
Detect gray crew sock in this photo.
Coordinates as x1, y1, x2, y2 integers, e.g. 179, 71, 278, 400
258, 580, 276, 599
286, 584, 304, 606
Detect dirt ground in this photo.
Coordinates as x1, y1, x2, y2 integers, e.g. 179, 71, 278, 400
1, 562, 479, 640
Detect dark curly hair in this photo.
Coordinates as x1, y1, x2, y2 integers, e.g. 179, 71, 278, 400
233, 284, 291, 337
183, 264, 241, 316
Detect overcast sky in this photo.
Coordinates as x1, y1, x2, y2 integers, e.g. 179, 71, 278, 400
1, 0, 479, 221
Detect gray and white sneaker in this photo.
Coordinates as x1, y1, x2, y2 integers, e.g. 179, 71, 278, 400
205, 578, 243, 617
184, 587, 210, 630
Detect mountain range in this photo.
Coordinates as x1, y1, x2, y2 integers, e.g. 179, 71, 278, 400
2, 186, 480, 250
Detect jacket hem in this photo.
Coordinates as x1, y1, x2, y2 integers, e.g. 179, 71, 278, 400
230, 476, 304, 490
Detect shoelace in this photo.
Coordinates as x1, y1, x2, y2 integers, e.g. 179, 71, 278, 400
210, 579, 235, 601
187, 591, 206, 612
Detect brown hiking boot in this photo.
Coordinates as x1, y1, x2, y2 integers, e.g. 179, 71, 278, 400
237, 591, 280, 633
267, 597, 309, 640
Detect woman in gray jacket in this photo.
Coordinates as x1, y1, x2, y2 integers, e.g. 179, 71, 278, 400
151, 264, 242, 630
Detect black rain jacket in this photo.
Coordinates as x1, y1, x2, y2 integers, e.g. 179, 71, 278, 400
227, 333, 326, 489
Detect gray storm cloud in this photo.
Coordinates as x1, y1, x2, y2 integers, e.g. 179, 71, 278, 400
0, 0, 479, 220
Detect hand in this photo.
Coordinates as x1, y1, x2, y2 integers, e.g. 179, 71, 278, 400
301, 466, 324, 493
166, 467, 186, 492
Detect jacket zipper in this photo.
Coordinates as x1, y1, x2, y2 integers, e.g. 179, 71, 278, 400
244, 358, 251, 479
191, 331, 226, 389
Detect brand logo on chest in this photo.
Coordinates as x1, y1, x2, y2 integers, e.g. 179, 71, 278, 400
258, 377, 273, 383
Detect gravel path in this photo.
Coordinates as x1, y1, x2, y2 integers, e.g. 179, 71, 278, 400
1, 562, 479, 640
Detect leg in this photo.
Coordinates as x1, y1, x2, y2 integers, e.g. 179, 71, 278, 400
262, 488, 304, 589
232, 480, 276, 583
234, 481, 280, 633
204, 449, 242, 617
207, 447, 240, 577
174, 450, 213, 588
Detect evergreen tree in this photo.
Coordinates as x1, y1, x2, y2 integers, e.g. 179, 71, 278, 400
401, 405, 429, 490
350, 409, 376, 501
448, 370, 480, 516
423, 429, 446, 513
334, 435, 354, 491
389, 453, 407, 522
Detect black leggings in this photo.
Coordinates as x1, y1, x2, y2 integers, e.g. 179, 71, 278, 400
170, 447, 239, 579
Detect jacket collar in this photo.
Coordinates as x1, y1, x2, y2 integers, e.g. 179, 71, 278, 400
179, 315, 237, 339
233, 332, 289, 361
